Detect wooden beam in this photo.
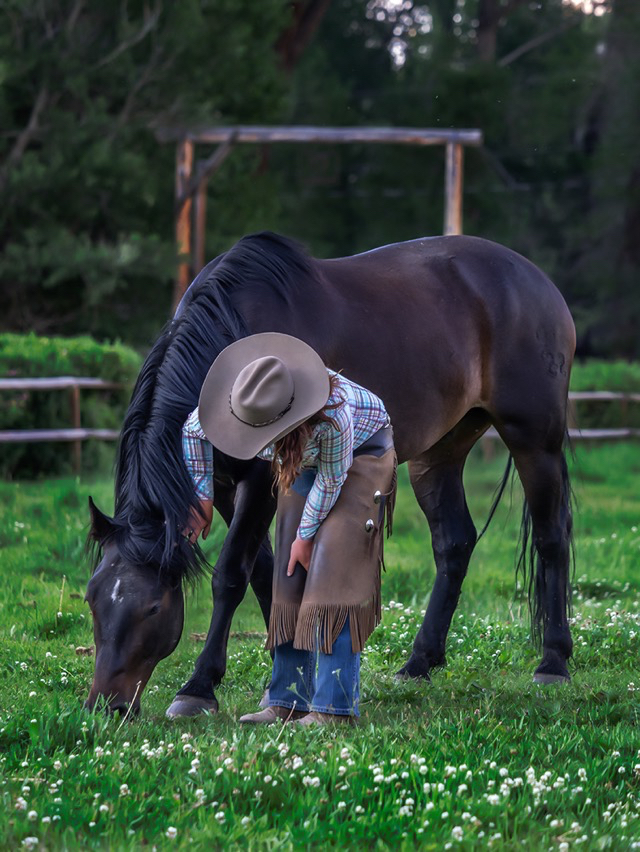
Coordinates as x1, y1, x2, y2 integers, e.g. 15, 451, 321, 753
0, 429, 121, 443
0, 377, 124, 391
69, 383, 82, 474
176, 136, 236, 208
174, 139, 194, 309
158, 125, 483, 147
193, 177, 208, 277
444, 142, 464, 236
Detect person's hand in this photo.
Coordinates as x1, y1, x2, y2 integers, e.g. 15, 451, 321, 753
184, 499, 213, 543
287, 536, 314, 576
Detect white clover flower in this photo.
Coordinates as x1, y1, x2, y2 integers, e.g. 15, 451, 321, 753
15, 797, 28, 811
53, 760, 62, 771
337, 801, 346, 809
355, 805, 365, 814
22, 838, 39, 850
457, 784, 468, 795
340, 747, 350, 759
214, 811, 226, 824
29, 692, 36, 698
165, 826, 178, 839
486, 794, 500, 805
27, 810, 38, 822
94, 747, 104, 758
292, 756, 303, 770
452, 826, 464, 841
99, 804, 109, 813
425, 802, 435, 811
241, 816, 251, 826
264, 775, 272, 784
41, 817, 51, 825
120, 784, 130, 796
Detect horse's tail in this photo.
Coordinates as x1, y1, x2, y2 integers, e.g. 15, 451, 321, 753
516, 437, 575, 648
476, 454, 513, 542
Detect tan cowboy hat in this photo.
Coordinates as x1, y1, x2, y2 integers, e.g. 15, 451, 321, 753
198, 333, 331, 459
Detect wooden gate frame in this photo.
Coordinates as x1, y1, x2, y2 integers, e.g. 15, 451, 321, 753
158, 125, 483, 307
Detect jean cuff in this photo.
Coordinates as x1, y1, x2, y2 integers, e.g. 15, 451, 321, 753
269, 700, 311, 712
310, 705, 359, 717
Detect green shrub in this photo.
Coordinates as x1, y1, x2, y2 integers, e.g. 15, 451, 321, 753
0, 333, 142, 479
570, 360, 640, 430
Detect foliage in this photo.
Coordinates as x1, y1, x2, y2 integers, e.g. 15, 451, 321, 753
0, 333, 141, 478
2, 0, 640, 358
570, 359, 640, 429
0, 444, 639, 848
0, 0, 288, 343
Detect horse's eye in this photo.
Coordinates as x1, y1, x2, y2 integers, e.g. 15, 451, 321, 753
145, 603, 161, 618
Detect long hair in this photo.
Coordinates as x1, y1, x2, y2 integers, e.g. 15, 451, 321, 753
271, 373, 342, 492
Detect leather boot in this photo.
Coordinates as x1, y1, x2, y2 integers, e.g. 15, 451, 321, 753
238, 705, 306, 724
292, 711, 357, 727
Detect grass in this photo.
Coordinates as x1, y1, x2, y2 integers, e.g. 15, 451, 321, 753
0, 442, 639, 850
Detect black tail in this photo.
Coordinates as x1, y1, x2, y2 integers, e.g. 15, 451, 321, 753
516, 445, 575, 648
476, 455, 513, 542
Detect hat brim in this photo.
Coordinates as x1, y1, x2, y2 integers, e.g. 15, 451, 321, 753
198, 333, 331, 460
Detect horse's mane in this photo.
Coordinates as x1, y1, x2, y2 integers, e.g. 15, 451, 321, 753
104, 231, 314, 584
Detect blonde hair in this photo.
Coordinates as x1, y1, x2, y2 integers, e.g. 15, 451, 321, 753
271, 372, 342, 492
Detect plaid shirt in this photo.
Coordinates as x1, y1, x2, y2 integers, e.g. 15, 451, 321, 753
182, 370, 388, 540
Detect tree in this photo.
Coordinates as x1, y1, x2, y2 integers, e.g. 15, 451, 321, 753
0, 0, 288, 343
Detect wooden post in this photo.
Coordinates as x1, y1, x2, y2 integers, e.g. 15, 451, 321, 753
173, 139, 194, 309
444, 142, 464, 235
69, 383, 81, 474
193, 174, 208, 276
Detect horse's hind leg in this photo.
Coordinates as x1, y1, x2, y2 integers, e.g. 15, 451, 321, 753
397, 412, 488, 679
500, 434, 573, 683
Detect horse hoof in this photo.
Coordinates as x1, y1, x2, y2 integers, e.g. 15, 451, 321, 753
394, 665, 431, 682
165, 695, 219, 718
532, 673, 570, 685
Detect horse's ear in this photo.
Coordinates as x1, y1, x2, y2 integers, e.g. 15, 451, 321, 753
88, 497, 116, 542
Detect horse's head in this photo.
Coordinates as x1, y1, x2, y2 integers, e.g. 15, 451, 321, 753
84, 498, 184, 716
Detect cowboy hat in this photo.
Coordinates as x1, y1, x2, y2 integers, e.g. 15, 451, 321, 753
198, 333, 331, 459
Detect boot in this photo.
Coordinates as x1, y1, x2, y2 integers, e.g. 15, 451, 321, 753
238, 705, 306, 725
292, 711, 357, 727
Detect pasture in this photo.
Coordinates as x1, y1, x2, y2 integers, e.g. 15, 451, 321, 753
0, 442, 639, 850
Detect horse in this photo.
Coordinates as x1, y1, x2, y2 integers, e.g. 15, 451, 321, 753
84, 231, 576, 717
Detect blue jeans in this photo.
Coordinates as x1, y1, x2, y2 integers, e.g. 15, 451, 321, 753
269, 618, 360, 717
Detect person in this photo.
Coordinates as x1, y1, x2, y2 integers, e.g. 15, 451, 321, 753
181, 332, 396, 726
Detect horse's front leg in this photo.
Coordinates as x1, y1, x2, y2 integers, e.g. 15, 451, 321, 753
166, 467, 276, 718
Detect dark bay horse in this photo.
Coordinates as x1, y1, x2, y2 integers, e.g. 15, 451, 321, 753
85, 231, 575, 716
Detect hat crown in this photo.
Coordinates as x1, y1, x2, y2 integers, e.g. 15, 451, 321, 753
229, 355, 295, 428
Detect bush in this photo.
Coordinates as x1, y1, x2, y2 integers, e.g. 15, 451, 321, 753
0, 333, 142, 479
570, 359, 640, 430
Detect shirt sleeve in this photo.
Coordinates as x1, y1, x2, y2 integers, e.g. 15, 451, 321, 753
297, 399, 354, 540
182, 408, 214, 501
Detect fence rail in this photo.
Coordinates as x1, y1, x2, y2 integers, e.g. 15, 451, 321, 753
1, 379, 639, 473
0, 376, 127, 473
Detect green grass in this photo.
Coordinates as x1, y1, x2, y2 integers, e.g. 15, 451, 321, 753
1, 443, 639, 850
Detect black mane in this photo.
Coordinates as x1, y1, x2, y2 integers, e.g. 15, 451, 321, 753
108, 232, 314, 583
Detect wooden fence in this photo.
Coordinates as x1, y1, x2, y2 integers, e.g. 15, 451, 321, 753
0, 377, 125, 473
1, 380, 639, 474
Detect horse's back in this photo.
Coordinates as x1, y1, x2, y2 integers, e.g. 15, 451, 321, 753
314, 235, 575, 456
